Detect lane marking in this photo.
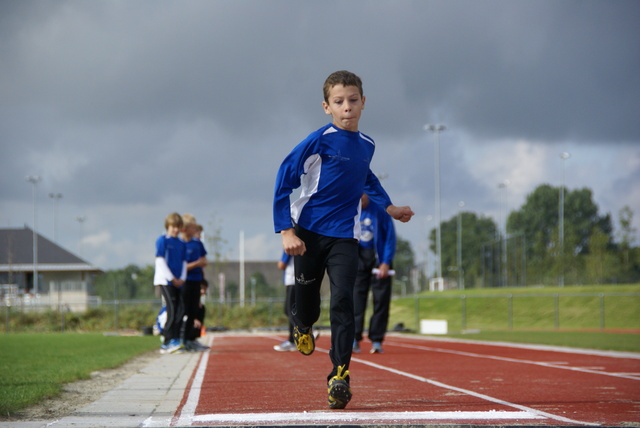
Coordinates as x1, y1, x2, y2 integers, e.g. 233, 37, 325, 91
174, 336, 213, 426
191, 410, 543, 424
350, 355, 599, 426
389, 341, 640, 381
405, 335, 640, 360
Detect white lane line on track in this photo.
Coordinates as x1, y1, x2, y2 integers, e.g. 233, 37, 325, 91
411, 335, 640, 359
390, 341, 640, 381
174, 336, 213, 427
350, 355, 599, 426
191, 410, 542, 424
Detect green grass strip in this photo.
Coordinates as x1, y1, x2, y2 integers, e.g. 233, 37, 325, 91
0, 333, 160, 415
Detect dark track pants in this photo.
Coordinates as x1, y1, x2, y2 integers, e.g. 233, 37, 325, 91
290, 226, 358, 380
354, 247, 392, 343
284, 285, 295, 342
182, 280, 202, 341
160, 284, 184, 343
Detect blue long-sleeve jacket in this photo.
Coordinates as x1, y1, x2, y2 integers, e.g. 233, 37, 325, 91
359, 200, 396, 265
273, 124, 393, 239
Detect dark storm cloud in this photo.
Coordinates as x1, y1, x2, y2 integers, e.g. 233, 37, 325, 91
393, 1, 640, 142
1, 0, 638, 268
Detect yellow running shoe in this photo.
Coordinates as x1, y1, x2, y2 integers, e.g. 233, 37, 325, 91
293, 325, 315, 355
327, 365, 352, 409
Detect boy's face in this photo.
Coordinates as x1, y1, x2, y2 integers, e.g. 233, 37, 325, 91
322, 84, 365, 132
182, 223, 197, 238
167, 224, 180, 238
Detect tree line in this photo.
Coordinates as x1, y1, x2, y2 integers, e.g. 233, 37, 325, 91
92, 184, 638, 301
432, 184, 639, 288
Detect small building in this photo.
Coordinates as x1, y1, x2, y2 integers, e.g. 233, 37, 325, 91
0, 226, 102, 311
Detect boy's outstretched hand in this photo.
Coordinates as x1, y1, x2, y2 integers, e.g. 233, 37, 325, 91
281, 228, 307, 256
386, 205, 415, 223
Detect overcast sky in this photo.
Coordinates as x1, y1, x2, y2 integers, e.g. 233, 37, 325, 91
1, 0, 639, 271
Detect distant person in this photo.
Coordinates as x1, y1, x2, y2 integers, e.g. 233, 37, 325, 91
353, 194, 396, 354
154, 212, 187, 354
192, 278, 209, 343
273, 70, 414, 409
181, 214, 209, 352
273, 251, 297, 352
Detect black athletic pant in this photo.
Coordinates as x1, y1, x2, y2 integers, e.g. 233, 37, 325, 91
182, 280, 202, 341
284, 285, 295, 342
160, 284, 184, 343
290, 225, 358, 381
354, 247, 392, 343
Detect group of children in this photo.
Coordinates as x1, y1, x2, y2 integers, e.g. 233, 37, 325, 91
154, 212, 209, 354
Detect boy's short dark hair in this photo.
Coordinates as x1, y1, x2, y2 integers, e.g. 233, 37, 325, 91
165, 212, 183, 230
323, 70, 363, 102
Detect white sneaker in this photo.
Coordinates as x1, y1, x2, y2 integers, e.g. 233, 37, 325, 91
273, 340, 297, 352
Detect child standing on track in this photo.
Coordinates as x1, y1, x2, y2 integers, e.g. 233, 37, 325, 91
273, 70, 414, 409
353, 193, 396, 355
154, 212, 187, 354
273, 251, 296, 352
181, 214, 209, 351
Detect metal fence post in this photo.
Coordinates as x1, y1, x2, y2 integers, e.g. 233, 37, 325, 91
508, 294, 513, 329
599, 293, 605, 329
554, 294, 559, 329
461, 295, 467, 331
414, 294, 420, 333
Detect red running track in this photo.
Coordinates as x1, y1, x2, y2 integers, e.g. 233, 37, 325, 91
170, 332, 640, 427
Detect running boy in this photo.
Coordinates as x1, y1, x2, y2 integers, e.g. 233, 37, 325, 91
154, 212, 187, 354
273, 70, 414, 409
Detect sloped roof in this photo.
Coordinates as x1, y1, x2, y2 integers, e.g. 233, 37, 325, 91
0, 227, 101, 273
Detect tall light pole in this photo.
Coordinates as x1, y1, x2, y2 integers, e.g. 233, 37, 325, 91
498, 180, 510, 287
26, 175, 41, 294
559, 152, 571, 287
76, 216, 86, 257
49, 193, 63, 242
457, 201, 465, 289
424, 124, 446, 286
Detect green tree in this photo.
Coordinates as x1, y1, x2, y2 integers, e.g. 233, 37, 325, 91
92, 264, 156, 301
392, 235, 415, 295
616, 206, 639, 282
508, 184, 614, 286
248, 271, 280, 299
434, 212, 498, 288
204, 214, 229, 300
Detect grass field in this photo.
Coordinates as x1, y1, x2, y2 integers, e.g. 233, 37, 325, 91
0, 333, 160, 415
389, 284, 640, 334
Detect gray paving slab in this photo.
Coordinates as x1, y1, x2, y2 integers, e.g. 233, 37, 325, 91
0, 350, 201, 428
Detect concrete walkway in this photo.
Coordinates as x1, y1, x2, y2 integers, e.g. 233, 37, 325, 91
0, 350, 200, 428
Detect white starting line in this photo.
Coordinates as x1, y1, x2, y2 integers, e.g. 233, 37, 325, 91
190, 410, 543, 424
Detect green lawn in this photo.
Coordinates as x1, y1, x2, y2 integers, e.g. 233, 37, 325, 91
389, 284, 640, 351
0, 333, 160, 415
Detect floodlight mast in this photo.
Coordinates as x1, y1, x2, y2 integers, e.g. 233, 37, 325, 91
424, 124, 446, 287
49, 193, 63, 242
559, 152, 571, 287
26, 175, 42, 294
